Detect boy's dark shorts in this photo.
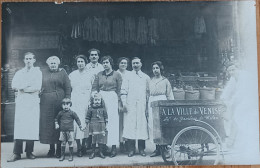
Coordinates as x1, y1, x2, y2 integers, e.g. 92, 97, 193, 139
59, 131, 74, 142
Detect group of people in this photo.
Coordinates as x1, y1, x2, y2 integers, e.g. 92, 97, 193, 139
7, 48, 175, 162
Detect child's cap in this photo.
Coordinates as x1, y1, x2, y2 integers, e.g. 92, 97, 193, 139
61, 98, 72, 106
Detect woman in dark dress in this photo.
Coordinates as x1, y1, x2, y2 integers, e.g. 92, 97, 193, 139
40, 56, 72, 158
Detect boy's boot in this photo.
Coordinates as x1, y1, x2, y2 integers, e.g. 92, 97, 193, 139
98, 144, 105, 159
68, 147, 73, 161
89, 144, 96, 159
76, 140, 82, 157
59, 146, 66, 161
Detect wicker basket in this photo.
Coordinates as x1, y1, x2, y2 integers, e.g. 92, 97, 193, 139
173, 89, 185, 100
200, 87, 215, 100
185, 90, 200, 100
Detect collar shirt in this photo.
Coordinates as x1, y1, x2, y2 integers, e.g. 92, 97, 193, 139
126, 70, 150, 102
86, 62, 104, 75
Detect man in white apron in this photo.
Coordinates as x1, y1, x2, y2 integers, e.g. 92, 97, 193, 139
122, 57, 150, 157
7, 52, 42, 162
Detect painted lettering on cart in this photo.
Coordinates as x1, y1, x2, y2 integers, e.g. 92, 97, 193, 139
160, 106, 224, 122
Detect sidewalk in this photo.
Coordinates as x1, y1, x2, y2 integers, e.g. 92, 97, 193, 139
2, 141, 260, 168
1, 141, 165, 168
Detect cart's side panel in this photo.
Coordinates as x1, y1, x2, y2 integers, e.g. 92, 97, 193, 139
153, 106, 162, 144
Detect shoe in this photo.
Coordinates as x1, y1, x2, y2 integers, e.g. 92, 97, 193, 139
7, 154, 21, 162
89, 145, 96, 159
26, 152, 36, 159
128, 151, 134, 157
139, 150, 146, 157
150, 145, 160, 157
47, 150, 55, 158
110, 145, 117, 158
59, 154, 65, 161
99, 144, 106, 159
77, 150, 82, 157
103, 145, 110, 156
68, 147, 73, 161
110, 150, 117, 158
55, 150, 61, 158
81, 147, 87, 155
89, 151, 95, 159
150, 149, 160, 157
99, 151, 106, 159
59, 146, 65, 161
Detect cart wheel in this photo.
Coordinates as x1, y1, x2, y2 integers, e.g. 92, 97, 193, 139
171, 126, 220, 165
160, 145, 172, 163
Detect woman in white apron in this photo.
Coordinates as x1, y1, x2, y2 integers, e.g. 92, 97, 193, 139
116, 57, 131, 153
69, 55, 95, 157
92, 56, 122, 157
148, 61, 174, 157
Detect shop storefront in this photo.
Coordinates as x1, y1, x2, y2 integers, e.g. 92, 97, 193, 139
1, 1, 239, 141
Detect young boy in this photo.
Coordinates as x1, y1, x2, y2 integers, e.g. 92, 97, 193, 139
55, 98, 83, 161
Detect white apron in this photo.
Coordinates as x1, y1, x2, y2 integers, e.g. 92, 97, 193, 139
100, 91, 119, 146
122, 71, 149, 140
69, 70, 94, 139
12, 67, 42, 140
148, 95, 167, 142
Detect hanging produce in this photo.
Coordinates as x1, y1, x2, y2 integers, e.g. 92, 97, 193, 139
71, 16, 161, 45
137, 17, 148, 44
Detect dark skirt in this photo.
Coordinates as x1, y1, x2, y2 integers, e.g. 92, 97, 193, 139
39, 92, 63, 144
89, 122, 107, 144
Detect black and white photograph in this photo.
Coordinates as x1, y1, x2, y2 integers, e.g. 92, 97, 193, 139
1, 1, 259, 167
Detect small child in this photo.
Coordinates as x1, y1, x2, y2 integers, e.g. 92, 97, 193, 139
55, 98, 83, 161
86, 93, 108, 159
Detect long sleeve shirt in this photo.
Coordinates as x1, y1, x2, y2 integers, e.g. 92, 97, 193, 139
85, 107, 108, 123
92, 70, 122, 98
41, 68, 71, 99
149, 76, 174, 100
55, 110, 81, 131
